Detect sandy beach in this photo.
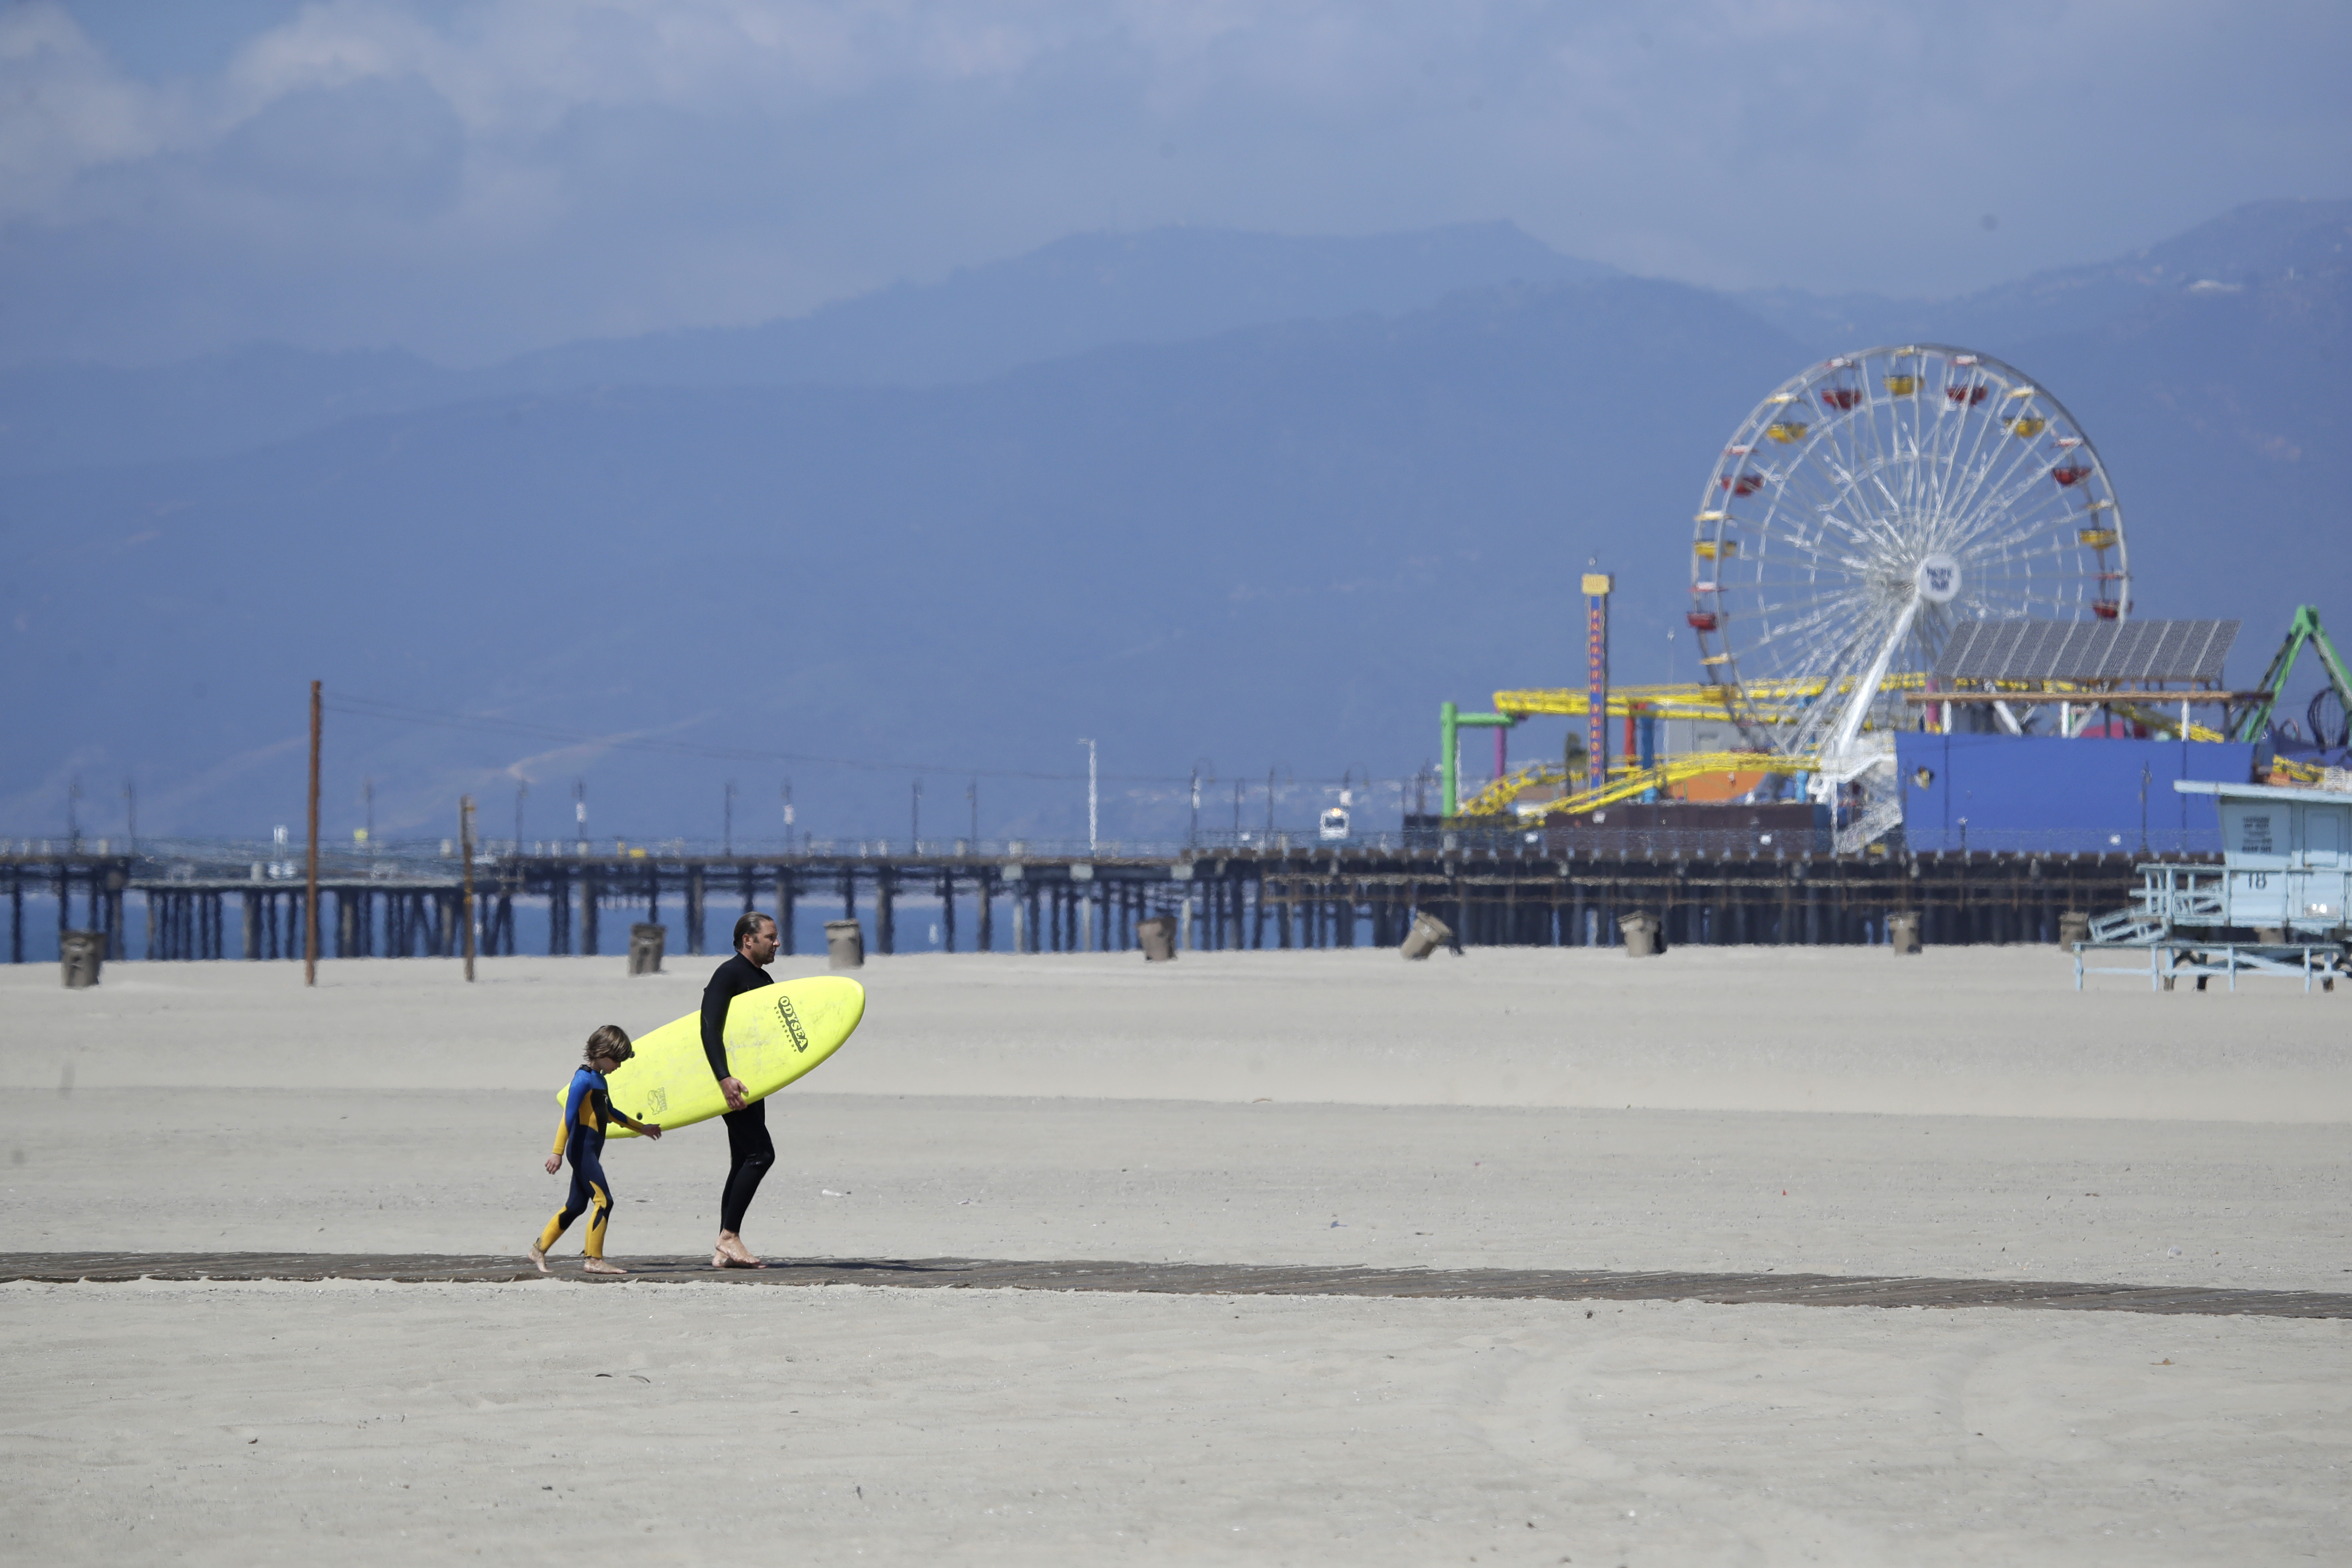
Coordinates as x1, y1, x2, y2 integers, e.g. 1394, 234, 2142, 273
4, 946, 2347, 1562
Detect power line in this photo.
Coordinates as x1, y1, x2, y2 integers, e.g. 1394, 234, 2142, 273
323, 692, 1412, 789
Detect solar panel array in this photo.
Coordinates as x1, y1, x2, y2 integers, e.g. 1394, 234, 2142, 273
1930, 619, 2239, 685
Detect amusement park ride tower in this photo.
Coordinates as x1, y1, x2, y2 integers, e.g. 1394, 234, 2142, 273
1583, 566, 1611, 793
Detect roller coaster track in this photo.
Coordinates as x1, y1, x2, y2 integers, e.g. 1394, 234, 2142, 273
1473, 674, 2235, 819
1457, 751, 1819, 820
1491, 673, 1931, 724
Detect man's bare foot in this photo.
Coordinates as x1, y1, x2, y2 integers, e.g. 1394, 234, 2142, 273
716, 1232, 765, 1268
582, 1258, 627, 1274
527, 1244, 550, 1274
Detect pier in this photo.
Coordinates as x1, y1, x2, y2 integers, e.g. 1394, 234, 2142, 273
4, 833, 2165, 963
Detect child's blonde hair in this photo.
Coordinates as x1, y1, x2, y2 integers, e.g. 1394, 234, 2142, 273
584, 1024, 634, 1066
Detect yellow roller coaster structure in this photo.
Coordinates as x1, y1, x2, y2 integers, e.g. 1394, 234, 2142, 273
1449, 676, 1921, 820
1457, 751, 1817, 819
1456, 672, 2230, 819
1488, 672, 1929, 724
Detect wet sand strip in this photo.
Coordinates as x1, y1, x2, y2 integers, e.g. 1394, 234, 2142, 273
4, 1252, 2344, 1319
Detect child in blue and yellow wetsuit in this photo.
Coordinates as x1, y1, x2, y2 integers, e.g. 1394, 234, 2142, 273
531, 1025, 663, 1275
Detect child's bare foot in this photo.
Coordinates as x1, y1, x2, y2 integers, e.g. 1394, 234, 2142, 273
527, 1244, 550, 1274
582, 1258, 627, 1274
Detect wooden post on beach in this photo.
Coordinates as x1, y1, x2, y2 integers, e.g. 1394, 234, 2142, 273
460, 796, 477, 983
305, 680, 321, 986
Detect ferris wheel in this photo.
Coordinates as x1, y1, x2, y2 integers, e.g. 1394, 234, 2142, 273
1687, 345, 2127, 759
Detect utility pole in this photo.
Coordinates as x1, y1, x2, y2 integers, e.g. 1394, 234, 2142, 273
910, 777, 922, 850
122, 778, 136, 856
724, 780, 736, 856
515, 781, 527, 854
573, 779, 587, 849
1265, 767, 1276, 833
459, 795, 477, 983
781, 781, 794, 854
1188, 767, 1201, 845
2139, 762, 2152, 855
362, 779, 374, 848
67, 776, 81, 846
967, 778, 977, 845
1077, 739, 1097, 854
1232, 779, 1242, 833
305, 681, 321, 986
1666, 625, 1681, 757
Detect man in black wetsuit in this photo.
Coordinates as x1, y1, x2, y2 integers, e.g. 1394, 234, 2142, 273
703, 910, 780, 1268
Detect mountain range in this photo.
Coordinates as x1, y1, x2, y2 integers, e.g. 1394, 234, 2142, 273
3, 199, 2346, 842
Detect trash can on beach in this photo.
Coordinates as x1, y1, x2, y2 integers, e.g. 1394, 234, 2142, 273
1617, 911, 1662, 957
825, 919, 865, 969
2056, 911, 2091, 949
59, 930, 104, 989
1136, 915, 1177, 962
1399, 911, 1454, 960
628, 923, 666, 976
1887, 911, 1923, 954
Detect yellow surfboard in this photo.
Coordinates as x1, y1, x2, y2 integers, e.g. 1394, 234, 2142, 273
560, 975, 865, 1138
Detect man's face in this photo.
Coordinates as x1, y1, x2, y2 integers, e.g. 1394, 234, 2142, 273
740, 918, 779, 966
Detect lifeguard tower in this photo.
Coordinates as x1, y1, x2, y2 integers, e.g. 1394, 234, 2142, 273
2073, 778, 2352, 990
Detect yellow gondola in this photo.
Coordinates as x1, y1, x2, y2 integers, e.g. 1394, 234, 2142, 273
1694, 539, 1738, 560
1764, 421, 1809, 443
2078, 527, 2117, 549
2005, 416, 2047, 438
1883, 374, 1920, 396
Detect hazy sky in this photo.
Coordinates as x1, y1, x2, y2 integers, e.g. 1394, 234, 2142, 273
6, 0, 2348, 366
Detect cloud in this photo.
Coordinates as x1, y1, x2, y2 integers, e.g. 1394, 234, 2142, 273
0, 3, 174, 211
3, 0, 2349, 364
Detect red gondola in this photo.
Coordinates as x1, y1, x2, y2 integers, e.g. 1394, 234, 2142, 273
1946, 383, 1989, 406
1718, 472, 1766, 496
2051, 464, 2090, 487
1818, 387, 1861, 410
1686, 611, 1719, 633
2092, 600, 2121, 621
